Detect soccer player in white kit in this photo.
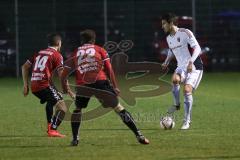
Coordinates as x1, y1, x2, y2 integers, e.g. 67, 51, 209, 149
161, 13, 203, 129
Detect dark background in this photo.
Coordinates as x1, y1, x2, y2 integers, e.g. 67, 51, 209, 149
0, 0, 240, 76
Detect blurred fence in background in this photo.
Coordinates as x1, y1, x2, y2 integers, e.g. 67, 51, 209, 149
0, 0, 240, 77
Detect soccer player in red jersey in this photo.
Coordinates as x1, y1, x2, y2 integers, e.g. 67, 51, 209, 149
22, 33, 71, 137
61, 29, 149, 146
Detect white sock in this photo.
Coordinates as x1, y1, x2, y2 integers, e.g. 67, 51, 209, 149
184, 93, 193, 123
172, 84, 180, 106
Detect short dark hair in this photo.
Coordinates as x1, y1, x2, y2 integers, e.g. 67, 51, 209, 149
47, 33, 61, 46
80, 29, 96, 44
162, 13, 178, 25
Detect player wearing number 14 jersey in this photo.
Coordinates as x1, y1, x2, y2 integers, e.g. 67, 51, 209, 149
22, 33, 71, 137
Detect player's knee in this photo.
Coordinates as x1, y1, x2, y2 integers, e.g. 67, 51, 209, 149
114, 104, 124, 113
71, 109, 82, 122
56, 100, 68, 113
73, 108, 82, 113
172, 75, 181, 84
184, 85, 192, 94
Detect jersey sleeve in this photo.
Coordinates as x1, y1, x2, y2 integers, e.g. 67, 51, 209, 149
183, 29, 202, 62
184, 29, 200, 48
100, 48, 110, 61
53, 53, 63, 70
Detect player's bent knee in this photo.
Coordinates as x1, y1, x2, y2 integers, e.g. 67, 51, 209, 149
184, 85, 193, 94
172, 74, 181, 84
114, 104, 124, 113
172, 80, 180, 85
55, 100, 68, 113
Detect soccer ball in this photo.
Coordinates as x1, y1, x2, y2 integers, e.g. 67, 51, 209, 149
160, 116, 175, 130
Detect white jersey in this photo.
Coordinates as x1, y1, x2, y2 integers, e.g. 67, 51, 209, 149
166, 28, 203, 70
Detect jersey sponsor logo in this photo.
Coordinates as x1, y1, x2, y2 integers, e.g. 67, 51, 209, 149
31, 72, 45, 81
31, 77, 43, 81
78, 62, 98, 74
170, 45, 182, 50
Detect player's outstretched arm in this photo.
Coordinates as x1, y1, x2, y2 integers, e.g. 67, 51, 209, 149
21, 62, 31, 97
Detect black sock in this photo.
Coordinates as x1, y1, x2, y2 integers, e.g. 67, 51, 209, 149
71, 109, 82, 140
51, 110, 65, 130
118, 109, 141, 136
46, 103, 54, 123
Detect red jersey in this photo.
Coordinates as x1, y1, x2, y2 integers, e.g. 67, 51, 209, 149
67, 44, 109, 85
27, 47, 63, 92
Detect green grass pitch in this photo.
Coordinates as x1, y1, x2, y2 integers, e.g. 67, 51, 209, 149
0, 72, 240, 160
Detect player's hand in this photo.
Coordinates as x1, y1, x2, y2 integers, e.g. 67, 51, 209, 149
68, 89, 76, 100
114, 88, 120, 96
161, 63, 168, 71
187, 61, 193, 73
23, 85, 29, 97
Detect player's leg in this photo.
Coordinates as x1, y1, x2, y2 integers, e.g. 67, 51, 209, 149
172, 73, 181, 108
167, 70, 182, 114
45, 102, 54, 132
182, 84, 193, 130
70, 108, 82, 146
46, 86, 66, 137
47, 101, 67, 137
181, 70, 203, 130
96, 80, 149, 144
50, 100, 67, 130
70, 96, 89, 146
33, 89, 53, 132
114, 104, 149, 144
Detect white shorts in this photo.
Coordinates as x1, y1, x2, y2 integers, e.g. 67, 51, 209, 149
175, 67, 203, 90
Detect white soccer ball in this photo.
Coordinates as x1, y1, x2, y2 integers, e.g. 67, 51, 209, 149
160, 116, 175, 130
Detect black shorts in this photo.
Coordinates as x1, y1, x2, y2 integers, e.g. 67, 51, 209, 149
75, 80, 119, 109
33, 86, 63, 106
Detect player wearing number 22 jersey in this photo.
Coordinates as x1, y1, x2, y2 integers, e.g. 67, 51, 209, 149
61, 29, 149, 146
22, 33, 70, 138
72, 44, 110, 85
